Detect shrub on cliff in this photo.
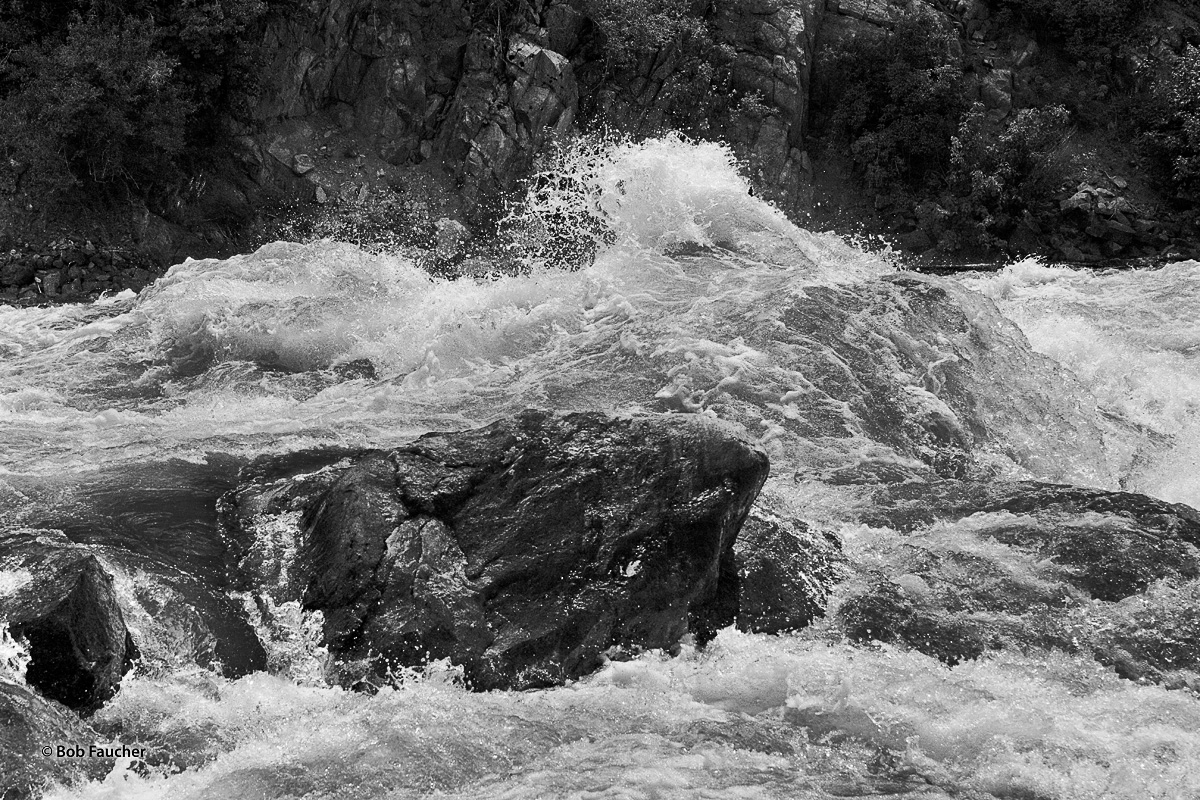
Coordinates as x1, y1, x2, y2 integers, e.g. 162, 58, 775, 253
995, 0, 1160, 61
581, 0, 704, 70
940, 104, 1073, 250
0, 16, 193, 198
1138, 45, 1200, 206
576, 0, 755, 138
0, 0, 267, 213
814, 14, 967, 201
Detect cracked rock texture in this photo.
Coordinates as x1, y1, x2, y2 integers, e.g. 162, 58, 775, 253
220, 410, 769, 690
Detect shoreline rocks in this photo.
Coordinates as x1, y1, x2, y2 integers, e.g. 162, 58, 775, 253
0, 244, 161, 306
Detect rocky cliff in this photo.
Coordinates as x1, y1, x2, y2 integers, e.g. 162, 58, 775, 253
2, 0, 1199, 303
234, 0, 823, 221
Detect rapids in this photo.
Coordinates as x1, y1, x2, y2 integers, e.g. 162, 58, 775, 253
1, 136, 1198, 798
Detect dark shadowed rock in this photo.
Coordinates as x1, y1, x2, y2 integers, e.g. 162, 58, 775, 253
0, 680, 112, 800
221, 410, 769, 690
0, 259, 35, 288
735, 509, 843, 635
0, 530, 136, 714
18, 458, 268, 680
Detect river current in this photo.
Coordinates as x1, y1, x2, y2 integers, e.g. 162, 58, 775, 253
2, 137, 1199, 798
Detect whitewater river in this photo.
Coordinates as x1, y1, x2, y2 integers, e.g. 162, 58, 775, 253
3, 138, 1200, 798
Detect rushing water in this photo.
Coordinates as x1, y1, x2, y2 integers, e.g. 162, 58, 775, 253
3, 137, 1200, 798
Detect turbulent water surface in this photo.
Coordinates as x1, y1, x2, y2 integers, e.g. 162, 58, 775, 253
2, 138, 1199, 798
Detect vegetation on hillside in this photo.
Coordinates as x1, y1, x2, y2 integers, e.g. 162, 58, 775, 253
811, 0, 1197, 256
816, 15, 967, 198
993, 0, 1160, 60
1140, 45, 1200, 205
0, 0, 269, 216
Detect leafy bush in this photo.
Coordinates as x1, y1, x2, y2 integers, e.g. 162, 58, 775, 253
942, 104, 1073, 249
0, 0, 268, 209
576, 0, 754, 139
581, 0, 704, 70
814, 13, 967, 198
995, 0, 1160, 61
1138, 46, 1200, 205
1, 16, 192, 194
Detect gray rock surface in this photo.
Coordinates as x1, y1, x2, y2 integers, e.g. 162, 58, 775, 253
839, 479, 1200, 682
238, 0, 825, 219
735, 509, 843, 634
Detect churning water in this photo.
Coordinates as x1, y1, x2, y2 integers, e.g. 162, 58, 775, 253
3, 136, 1200, 798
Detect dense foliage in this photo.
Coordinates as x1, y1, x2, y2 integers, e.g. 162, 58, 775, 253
581, 0, 704, 68
813, 11, 1080, 252
815, 14, 967, 198
576, 0, 758, 138
943, 104, 1073, 249
994, 0, 1160, 59
1139, 45, 1200, 205
0, 0, 268, 206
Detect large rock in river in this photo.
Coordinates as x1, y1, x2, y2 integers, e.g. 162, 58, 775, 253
220, 410, 769, 690
0, 530, 136, 714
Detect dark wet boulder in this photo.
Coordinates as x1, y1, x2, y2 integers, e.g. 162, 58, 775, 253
735, 509, 844, 635
221, 410, 769, 690
98, 549, 267, 679
0, 530, 136, 714
0, 679, 112, 800
836, 574, 995, 666
16, 458, 267, 679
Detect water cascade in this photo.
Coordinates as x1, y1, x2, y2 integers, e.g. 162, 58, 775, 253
2, 137, 1199, 799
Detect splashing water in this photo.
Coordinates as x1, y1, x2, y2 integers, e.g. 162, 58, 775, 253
964, 258, 1200, 506
3, 136, 1199, 799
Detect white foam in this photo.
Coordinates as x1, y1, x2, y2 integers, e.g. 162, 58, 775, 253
964, 259, 1200, 506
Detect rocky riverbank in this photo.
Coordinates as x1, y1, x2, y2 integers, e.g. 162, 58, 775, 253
0, 244, 162, 307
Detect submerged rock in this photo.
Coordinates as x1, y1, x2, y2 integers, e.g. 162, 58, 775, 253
0, 679, 112, 799
838, 479, 1200, 681
862, 480, 1200, 600
17, 457, 269, 680
0, 530, 136, 714
221, 410, 769, 690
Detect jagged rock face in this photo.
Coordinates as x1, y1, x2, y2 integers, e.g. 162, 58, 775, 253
245, 0, 822, 218
220, 410, 769, 690
0, 680, 112, 800
0, 530, 136, 715
248, 0, 581, 219
579, 0, 823, 212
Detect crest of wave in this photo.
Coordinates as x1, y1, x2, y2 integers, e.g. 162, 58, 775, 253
506, 132, 831, 264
